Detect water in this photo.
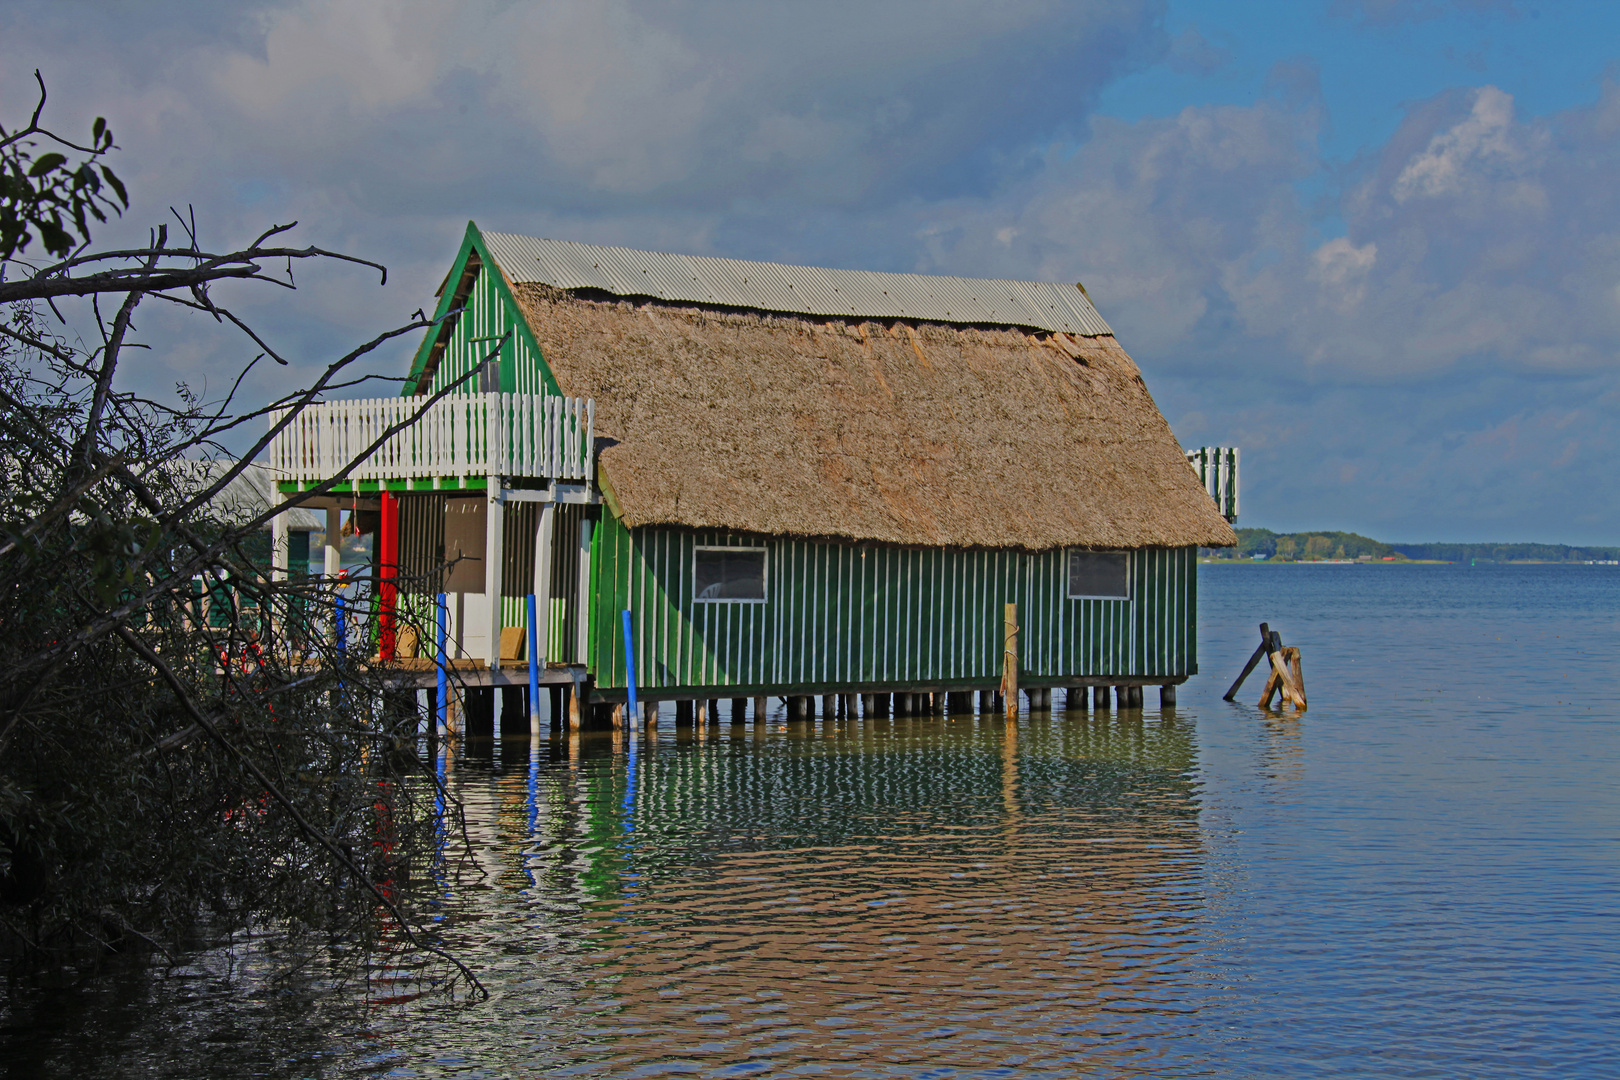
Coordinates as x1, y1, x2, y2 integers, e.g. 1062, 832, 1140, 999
4, 564, 1617, 1077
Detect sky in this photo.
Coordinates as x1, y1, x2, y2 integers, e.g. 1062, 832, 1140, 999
4, 0, 1620, 544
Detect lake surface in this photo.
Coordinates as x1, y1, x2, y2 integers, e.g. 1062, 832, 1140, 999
4, 564, 1617, 1077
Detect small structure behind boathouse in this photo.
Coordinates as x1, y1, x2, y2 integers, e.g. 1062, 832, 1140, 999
264, 223, 1236, 720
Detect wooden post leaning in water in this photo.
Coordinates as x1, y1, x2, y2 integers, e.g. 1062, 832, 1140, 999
1259, 632, 1307, 710
1224, 622, 1272, 701
1001, 602, 1019, 719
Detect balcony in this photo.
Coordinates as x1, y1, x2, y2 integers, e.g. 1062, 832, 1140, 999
265, 392, 595, 487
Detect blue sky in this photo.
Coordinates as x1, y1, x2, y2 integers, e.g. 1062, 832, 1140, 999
5, 0, 1620, 543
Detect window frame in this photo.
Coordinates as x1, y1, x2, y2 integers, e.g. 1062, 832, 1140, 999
692, 544, 770, 604
1066, 548, 1131, 601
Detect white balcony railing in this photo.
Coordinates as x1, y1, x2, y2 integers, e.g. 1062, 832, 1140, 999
265, 392, 595, 485
1185, 445, 1239, 522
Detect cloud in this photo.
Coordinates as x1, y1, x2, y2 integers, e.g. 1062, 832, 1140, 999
7, 1, 1620, 540
904, 69, 1620, 539
1391, 85, 1520, 201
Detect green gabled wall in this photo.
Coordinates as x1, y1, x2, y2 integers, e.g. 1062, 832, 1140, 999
403, 221, 562, 399
587, 507, 1197, 695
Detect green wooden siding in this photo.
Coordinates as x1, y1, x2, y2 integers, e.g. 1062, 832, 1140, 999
406, 223, 561, 401
588, 509, 1196, 693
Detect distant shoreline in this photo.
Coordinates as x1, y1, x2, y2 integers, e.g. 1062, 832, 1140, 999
1199, 557, 1616, 566
1225, 528, 1620, 565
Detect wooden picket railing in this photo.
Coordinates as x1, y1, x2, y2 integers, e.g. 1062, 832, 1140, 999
265, 392, 595, 485
1186, 446, 1239, 522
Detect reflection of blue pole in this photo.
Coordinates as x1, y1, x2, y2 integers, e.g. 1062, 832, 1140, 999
335, 593, 347, 655
622, 609, 637, 716
436, 592, 448, 734
527, 593, 541, 732
526, 738, 541, 889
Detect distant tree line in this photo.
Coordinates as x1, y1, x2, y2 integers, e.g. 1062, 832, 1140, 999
1217, 530, 1620, 563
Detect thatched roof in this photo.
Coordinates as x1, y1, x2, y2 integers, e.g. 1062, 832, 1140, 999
501, 270, 1235, 551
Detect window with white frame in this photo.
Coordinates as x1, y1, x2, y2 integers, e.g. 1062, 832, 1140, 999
694, 546, 767, 602
1067, 549, 1129, 599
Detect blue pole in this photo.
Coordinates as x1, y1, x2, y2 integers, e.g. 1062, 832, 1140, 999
436, 591, 448, 734
527, 593, 540, 732
621, 609, 637, 716
334, 591, 347, 693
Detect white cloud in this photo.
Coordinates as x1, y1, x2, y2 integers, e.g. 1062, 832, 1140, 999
1391, 85, 1518, 201
1309, 236, 1377, 311
8, 2, 1620, 539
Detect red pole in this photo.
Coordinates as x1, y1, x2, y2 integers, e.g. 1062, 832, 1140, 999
379, 490, 399, 660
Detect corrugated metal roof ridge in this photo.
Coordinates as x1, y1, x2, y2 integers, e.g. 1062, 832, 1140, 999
481, 232, 1113, 336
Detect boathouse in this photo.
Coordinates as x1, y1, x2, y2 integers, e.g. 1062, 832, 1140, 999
265, 224, 1235, 721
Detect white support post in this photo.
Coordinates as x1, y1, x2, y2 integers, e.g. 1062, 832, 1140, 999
271, 510, 289, 583
486, 480, 504, 671
533, 502, 555, 664
575, 517, 592, 664
324, 506, 342, 579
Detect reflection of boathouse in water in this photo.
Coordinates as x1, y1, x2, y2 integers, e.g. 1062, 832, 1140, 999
265, 225, 1235, 725
466, 713, 1206, 1069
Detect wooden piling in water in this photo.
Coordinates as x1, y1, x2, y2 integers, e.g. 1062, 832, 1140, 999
1002, 603, 1019, 719
465, 687, 495, 739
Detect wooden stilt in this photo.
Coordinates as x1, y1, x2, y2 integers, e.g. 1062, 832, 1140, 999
675, 699, 693, 726
732, 698, 748, 723
753, 696, 767, 722
1160, 684, 1177, 707
861, 693, 876, 717
821, 694, 835, 721
499, 686, 527, 738
841, 692, 858, 719
1093, 685, 1109, 710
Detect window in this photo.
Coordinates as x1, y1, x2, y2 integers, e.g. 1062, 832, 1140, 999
1068, 549, 1129, 599
694, 547, 767, 602
477, 357, 500, 393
